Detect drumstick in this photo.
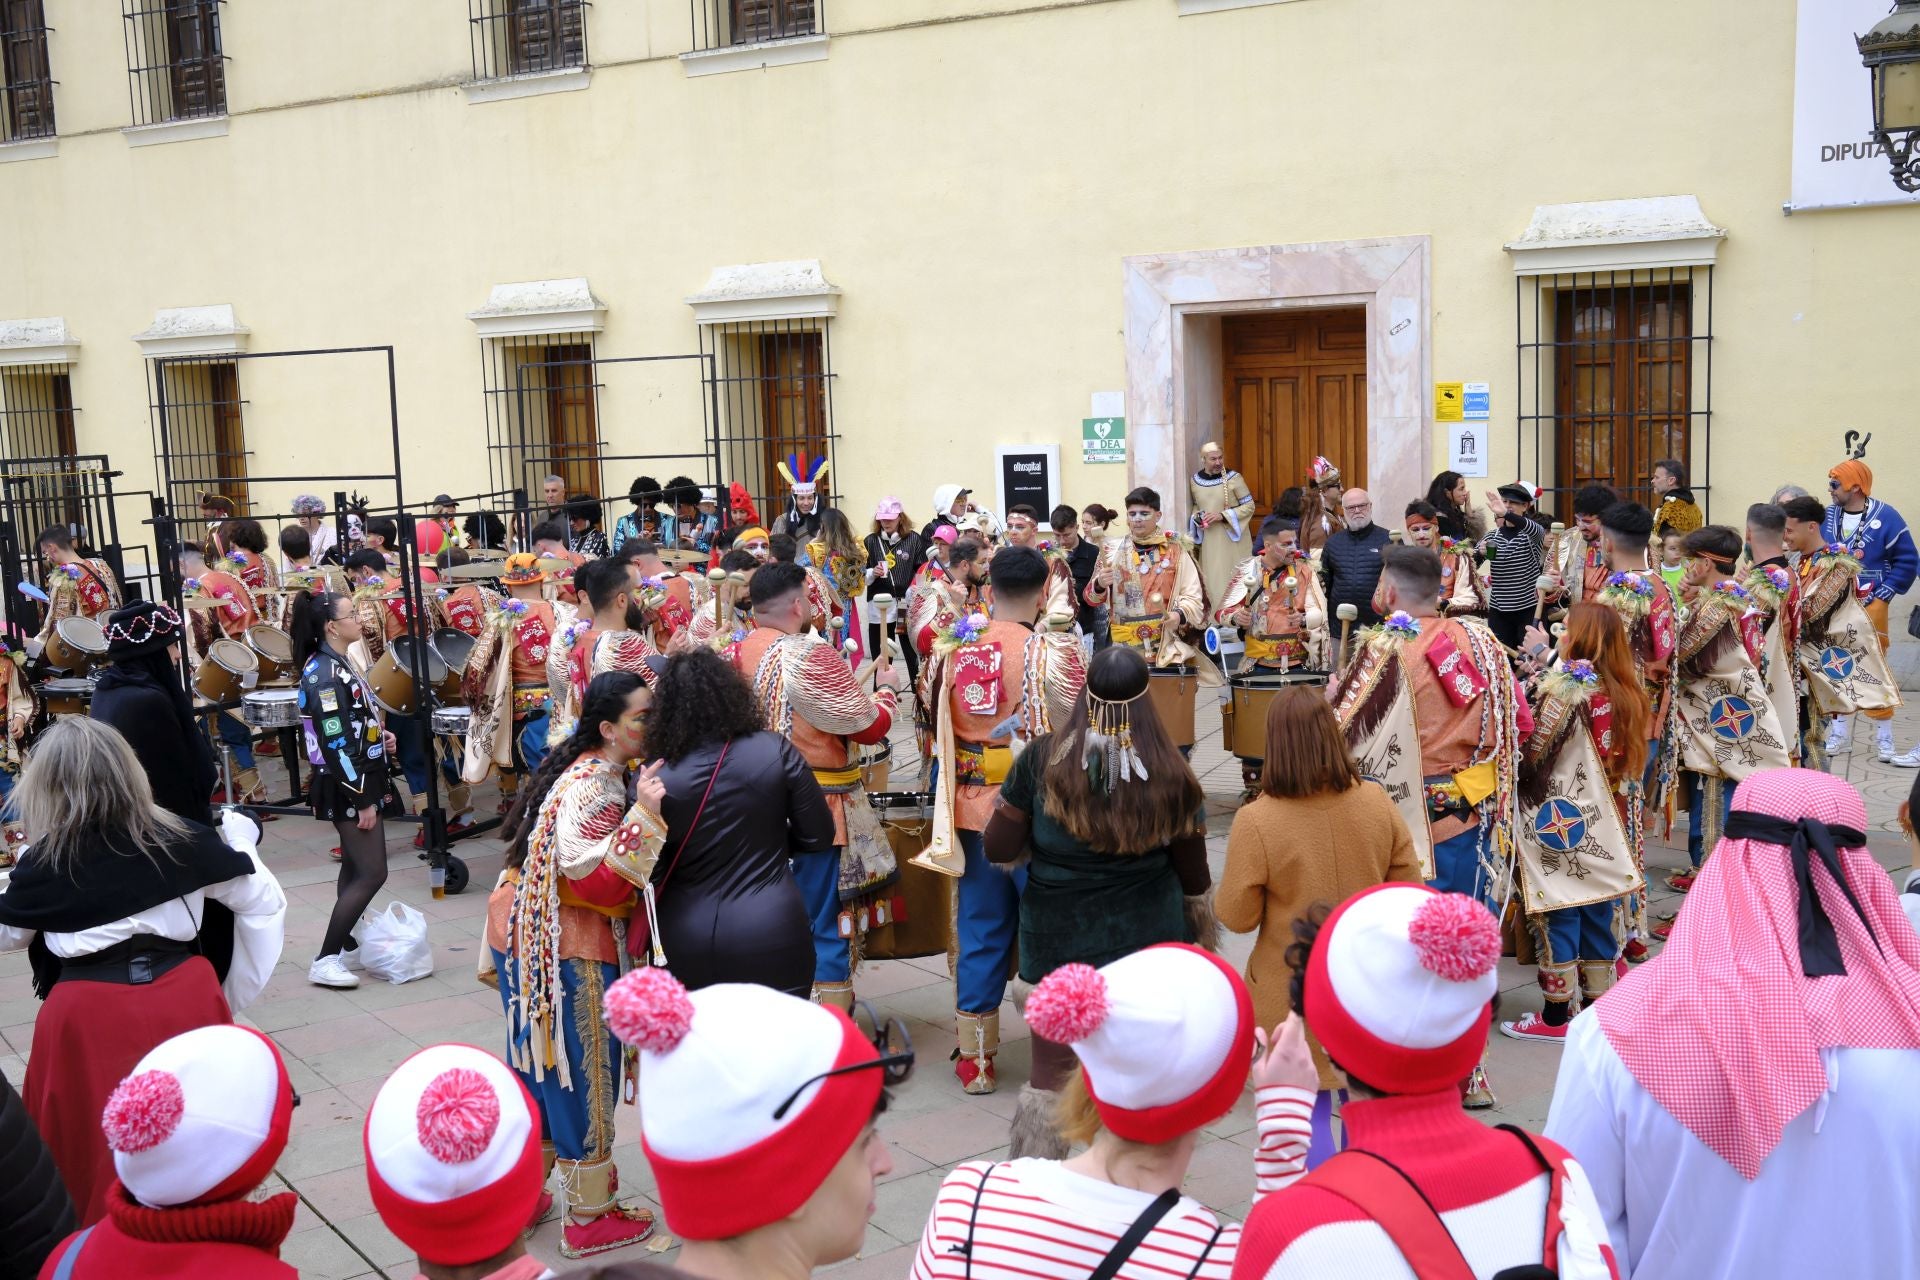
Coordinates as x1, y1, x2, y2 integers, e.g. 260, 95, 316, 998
1534, 573, 1556, 622
1335, 603, 1359, 670
1147, 592, 1164, 666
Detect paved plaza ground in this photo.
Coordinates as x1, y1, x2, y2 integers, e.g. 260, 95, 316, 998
4, 703, 1917, 1278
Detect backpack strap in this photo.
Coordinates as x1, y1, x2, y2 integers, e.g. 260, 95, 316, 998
1299, 1150, 1477, 1280
50, 1226, 96, 1280
1497, 1124, 1571, 1273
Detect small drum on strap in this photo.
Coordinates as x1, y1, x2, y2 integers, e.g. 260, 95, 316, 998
194, 638, 259, 704
44, 616, 108, 675
431, 705, 472, 737
863, 792, 956, 967
241, 688, 301, 729
367, 635, 448, 715
1147, 666, 1199, 749
248, 624, 295, 685
858, 740, 892, 793
429, 628, 475, 703
39, 677, 95, 719
1223, 668, 1330, 761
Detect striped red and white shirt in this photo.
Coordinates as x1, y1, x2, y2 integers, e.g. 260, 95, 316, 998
910, 1085, 1315, 1279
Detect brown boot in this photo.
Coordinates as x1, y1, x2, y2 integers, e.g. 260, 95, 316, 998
234, 768, 266, 806
1462, 1060, 1496, 1109
1579, 959, 1618, 1006
812, 980, 856, 1012
496, 769, 520, 815
954, 1009, 1000, 1095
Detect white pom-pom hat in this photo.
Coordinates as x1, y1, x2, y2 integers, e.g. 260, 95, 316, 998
364, 1045, 543, 1266
1304, 883, 1501, 1094
603, 969, 881, 1240
101, 1024, 293, 1208
1024, 943, 1255, 1145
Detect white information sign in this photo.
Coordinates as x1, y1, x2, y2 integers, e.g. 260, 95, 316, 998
1448, 424, 1489, 479
1790, 0, 1920, 212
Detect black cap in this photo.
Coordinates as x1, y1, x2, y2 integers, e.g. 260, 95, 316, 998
1496, 483, 1535, 506
431, 494, 455, 507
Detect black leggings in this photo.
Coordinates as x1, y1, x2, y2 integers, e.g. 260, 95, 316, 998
319, 819, 388, 958
867, 617, 919, 686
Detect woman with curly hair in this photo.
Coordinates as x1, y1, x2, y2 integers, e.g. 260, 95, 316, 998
647, 647, 836, 997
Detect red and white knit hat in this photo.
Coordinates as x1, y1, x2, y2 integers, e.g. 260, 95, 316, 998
101, 1024, 294, 1208
364, 1045, 544, 1266
1305, 884, 1501, 1093
603, 969, 880, 1241
1024, 943, 1255, 1144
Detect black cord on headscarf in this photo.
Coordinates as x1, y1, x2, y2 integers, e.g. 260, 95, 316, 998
1724, 809, 1880, 978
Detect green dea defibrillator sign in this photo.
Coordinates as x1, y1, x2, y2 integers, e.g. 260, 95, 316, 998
1082, 417, 1126, 464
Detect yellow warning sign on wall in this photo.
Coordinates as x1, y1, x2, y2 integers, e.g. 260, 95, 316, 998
1434, 381, 1465, 422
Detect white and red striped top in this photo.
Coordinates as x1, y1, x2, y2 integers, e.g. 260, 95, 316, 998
910, 1085, 1315, 1279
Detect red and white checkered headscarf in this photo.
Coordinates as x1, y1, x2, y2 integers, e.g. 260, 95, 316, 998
1596, 769, 1920, 1179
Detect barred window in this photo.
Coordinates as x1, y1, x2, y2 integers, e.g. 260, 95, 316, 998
471, 0, 588, 81
701, 320, 834, 523
1, 0, 56, 141
691, 0, 821, 52
0, 361, 80, 538
149, 356, 248, 516
122, 0, 226, 127
1515, 268, 1713, 520
481, 334, 604, 503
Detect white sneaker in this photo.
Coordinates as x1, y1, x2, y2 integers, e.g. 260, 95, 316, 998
309, 954, 360, 989
1825, 721, 1853, 756
341, 947, 364, 972
1893, 746, 1920, 769
1876, 725, 1898, 763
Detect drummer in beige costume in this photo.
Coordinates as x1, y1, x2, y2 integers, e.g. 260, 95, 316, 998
1189, 440, 1257, 610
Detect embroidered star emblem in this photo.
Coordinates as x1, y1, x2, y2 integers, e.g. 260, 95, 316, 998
1819, 646, 1855, 681
1708, 696, 1756, 742
1533, 798, 1587, 853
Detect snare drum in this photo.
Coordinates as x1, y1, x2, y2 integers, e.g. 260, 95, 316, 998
44, 616, 108, 674
367, 635, 448, 715
429, 628, 476, 702
39, 677, 94, 718
1147, 667, 1199, 748
431, 705, 472, 737
1223, 669, 1330, 760
194, 638, 259, 704
241, 688, 301, 728
862, 792, 955, 965
248, 624, 295, 685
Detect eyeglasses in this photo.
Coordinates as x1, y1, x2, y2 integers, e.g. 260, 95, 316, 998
1344, 503, 1372, 514
771, 1001, 914, 1120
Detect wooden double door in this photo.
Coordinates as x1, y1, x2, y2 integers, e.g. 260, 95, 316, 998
1221, 308, 1367, 514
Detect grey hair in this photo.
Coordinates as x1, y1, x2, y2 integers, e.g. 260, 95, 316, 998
15, 718, 191, 871
543, 473, 565, 487
1772, 484, 1812, 504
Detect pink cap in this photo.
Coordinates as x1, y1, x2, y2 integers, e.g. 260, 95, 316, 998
875, 496, 904, 520
931, 525, 958, 546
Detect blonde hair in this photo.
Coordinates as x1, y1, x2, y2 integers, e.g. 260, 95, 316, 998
1055, 1068, 1105, 1147
15, 718, 191, 871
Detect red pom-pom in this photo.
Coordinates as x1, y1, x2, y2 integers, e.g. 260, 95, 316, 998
603, 968, 696, 1053
1408, 893, 1501, 983
103, 1070, 185, 1154
1025, 963, 1110, 1044
416, 1067, 501, 1164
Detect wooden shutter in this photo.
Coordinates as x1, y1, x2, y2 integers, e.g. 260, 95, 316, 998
507, 0, 584, 73
731, 0, 814, 44
208, 362, 249, 510
165, 0, 225, 119
1553, 286, 1690, 506
757, 331, 827, 496
1, 0, 53, 139
542, 344, 601, 499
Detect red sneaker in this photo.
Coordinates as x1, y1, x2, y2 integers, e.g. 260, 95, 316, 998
559, 1204, 655, 1260
1622, 938, 1650, 964
1499, 1012, 1569, 1043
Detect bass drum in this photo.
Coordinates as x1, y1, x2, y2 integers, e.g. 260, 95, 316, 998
367, 635, 448, 716
429, 627, 476, 703
861, 792, 955, 967
1222, 669, 1330, 761
1147, 667, 1198, 749
248, 624, 295, 685
194, 638, 259, 704
44, 616, 108, 675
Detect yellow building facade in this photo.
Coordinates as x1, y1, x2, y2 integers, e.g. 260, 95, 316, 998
1, 0, 1916, 614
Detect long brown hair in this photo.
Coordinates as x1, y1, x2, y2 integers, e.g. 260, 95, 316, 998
1037, 647, 1204, 853
1561, 601, 1650, 782
1298, 486, 1328, 553
1259, 686, 1362, 799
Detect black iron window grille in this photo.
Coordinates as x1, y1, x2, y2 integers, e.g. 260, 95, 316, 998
147, 355, 249, 518
699, 319, 835, 525
690, 0, 822, 52
481, 333, 604, 505
0, 361, 80, 527
122, 0, 225, 128
1, 0, 56, 141
1514, 267, 1713, 523
470, 0, 589, 81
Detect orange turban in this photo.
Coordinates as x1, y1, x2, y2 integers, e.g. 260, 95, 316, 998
1829, 459, 1873, 497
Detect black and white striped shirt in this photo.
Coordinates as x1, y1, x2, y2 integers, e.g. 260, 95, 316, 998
1480, 515, 1546, 612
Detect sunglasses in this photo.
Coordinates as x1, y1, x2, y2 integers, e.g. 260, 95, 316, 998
772, 1001, 914, 1120
1828, 479, 1843, 489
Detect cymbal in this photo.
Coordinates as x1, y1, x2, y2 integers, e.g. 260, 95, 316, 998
658, 548, 708, 569
182, 596, 230, 611
535, 557, 576, 574
463, 548, 508, 562
446, 562, 503, 581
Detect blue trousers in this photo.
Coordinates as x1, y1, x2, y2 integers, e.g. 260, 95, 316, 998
1686, 771, 1734, 868
1540, 899, 1619, 966
209, 711, 255, 772
1428, 826, 1491, 906
957, 828, 1024, 1014
791, 846, 851, 984
490, 947, 554, 1145
517, 711, 551, 774
499, 950, 621, 1161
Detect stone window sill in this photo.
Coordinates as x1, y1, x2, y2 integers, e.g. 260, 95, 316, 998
0, 135, 57, 163
122, 115, 229, 149
464, 65, 591, 104
681, 33, 828, 79
1177, 0, 1302, 14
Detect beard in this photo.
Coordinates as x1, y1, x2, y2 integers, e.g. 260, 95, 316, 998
624, 601, 648, 631
1345, 513, 1371, 532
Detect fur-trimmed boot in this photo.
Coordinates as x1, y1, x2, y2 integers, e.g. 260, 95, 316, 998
954, 1009, 1000, 1095
1008, 1085, 1068, 1159
812, 979, 856, 1012
556, 1155, 655, 1260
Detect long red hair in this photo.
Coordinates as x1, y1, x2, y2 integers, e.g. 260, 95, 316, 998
1561, 602, 1650, 782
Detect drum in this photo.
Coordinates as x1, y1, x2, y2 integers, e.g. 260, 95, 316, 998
367, 635, 448, 715
429, 628, 476, 702
1147, 668, 1198, 749
248, 624, 295, 685
858, 740, 892, 793
1223, 669, 1331, 760
194, 638, 259, 704
44, 616, 107, 674
432, 705, 472, 737
241, 689, 301, 728
862, 793, 955, 965
39, 677, 94, 718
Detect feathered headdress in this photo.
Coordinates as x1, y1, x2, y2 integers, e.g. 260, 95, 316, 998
776, 451, 830, 497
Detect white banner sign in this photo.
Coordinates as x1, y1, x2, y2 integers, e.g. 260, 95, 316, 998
1791, 0, 1920, 212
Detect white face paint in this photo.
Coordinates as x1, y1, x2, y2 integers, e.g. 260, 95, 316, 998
744, 539, 770, 563
1126, 506, 1157, 535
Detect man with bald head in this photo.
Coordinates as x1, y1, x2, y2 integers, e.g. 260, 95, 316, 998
1188, 439, 1255, 608
1319, 486, 1392, 627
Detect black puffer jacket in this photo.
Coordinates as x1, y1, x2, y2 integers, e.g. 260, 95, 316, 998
1320, 522, 1393, 624
0, 1071, 75, 1280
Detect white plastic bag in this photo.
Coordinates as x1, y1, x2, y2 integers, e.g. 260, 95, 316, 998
357, 902, 434, 985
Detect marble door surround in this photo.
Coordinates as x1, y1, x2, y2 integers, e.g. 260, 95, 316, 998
1121, 235, 1431, 526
